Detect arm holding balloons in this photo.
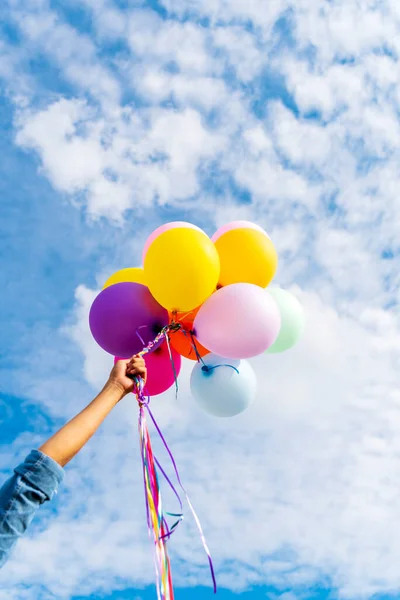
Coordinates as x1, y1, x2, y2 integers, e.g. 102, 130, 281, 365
0, 356, 146, 569
38, 356, 147, 467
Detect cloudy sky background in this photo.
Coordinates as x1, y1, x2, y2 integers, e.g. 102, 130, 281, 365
1, 0, 400, 598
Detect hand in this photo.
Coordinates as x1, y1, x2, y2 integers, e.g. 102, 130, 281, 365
108, 355, 147, 397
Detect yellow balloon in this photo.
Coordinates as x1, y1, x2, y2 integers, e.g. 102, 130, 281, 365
215, 228, 278, 287
144, 228, 220, 312
103, 267, 147, 289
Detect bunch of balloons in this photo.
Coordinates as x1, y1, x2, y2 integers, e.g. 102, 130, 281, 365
89, 220, 305, 417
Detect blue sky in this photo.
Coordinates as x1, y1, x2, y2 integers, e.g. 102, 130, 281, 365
1, 0, 400, 599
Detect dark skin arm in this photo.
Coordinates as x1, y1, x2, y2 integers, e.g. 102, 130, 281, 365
38, 355, 147, 467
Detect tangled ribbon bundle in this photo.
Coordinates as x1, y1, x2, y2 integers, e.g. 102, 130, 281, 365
133, 326, 217, 600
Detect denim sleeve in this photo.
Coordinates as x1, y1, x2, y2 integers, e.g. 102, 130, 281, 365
0, 449, 64, 568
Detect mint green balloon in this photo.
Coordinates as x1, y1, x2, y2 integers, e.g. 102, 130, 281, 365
266, 288, 305, 353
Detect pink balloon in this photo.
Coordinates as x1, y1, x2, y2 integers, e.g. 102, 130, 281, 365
211, 220, 269, 243
114, 343, 181, 396
142, 222, 204, 264
194, 283, 281, 359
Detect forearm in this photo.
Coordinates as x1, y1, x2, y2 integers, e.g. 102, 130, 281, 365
39, 382, 126, 467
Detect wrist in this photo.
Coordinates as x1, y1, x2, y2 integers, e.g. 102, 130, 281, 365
103, 379, 129, 402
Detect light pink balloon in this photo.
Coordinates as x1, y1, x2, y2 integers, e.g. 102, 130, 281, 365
142, 222, 204, 264
194, 283, 281, 359
211, 220, 269, 243
114, 343, 181, 396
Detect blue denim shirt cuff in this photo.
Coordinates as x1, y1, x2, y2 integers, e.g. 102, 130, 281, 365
13, 449, 65, 501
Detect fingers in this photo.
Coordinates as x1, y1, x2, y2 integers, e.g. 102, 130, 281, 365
126, 355, 145, 371
126, 355, 147, 382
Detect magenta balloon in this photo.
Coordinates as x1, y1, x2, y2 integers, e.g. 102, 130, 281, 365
194, 283, 281, 359
211, 221, 268, 243
89, 282, 168, 357
115, 343, 181, 396
142, 221, 204, 263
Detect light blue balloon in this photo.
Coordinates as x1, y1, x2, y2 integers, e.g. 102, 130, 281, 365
190, 354, 257, 418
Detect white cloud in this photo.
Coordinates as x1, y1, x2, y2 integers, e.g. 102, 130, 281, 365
15, 100, 227, 218
73, 0, 127, 41
134, 69, 229, 111
10, 5, 121, 104
212, 26, 264, 82
232, 150, 316, 209
315, 228, 382, 301
16, 99, 105, 193
294, 3, 397, 65
269, 101, 332, 167
159, 0, 289, 33
127, 11, 213, 75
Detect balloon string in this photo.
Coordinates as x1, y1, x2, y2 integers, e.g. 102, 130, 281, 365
136, 325, 147, 347
154, 455, 183, 512
147, 404, 217, 594
170, 309, 194, 324
135, 323, 182, 359
201, 364, 239, 375
134, 319, 185, 398
169, 313, 207, 366
190, 332, 208, 366
138, 407, 164, 600
138, 402, 175, 599
134, 379, 217, 595
164, 333, 179, 399
178, 327, 207, 367
132, 326, 216, 595
173, 327, 238, 375
129, 324, 182, 397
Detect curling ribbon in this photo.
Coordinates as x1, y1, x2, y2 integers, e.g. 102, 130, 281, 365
131, 325, 217, 598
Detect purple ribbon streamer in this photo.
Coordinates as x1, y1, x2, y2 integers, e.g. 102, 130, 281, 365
138, 408, 163, 600
154, 456, 183, 512
147, 405, 217, 594
138, 383, 183, 544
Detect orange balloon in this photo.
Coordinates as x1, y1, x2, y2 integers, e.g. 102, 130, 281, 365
169, 328, 210, 361
168, 308, 210, 361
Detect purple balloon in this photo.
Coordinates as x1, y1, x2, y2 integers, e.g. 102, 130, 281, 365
89, 282, 169, 357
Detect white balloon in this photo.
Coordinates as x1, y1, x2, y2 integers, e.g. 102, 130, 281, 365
190, 354, 257, 418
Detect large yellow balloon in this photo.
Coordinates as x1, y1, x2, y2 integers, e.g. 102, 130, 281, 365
103, 267, 147, 289
215, 228, 278, 287
144, 228, 220, 312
